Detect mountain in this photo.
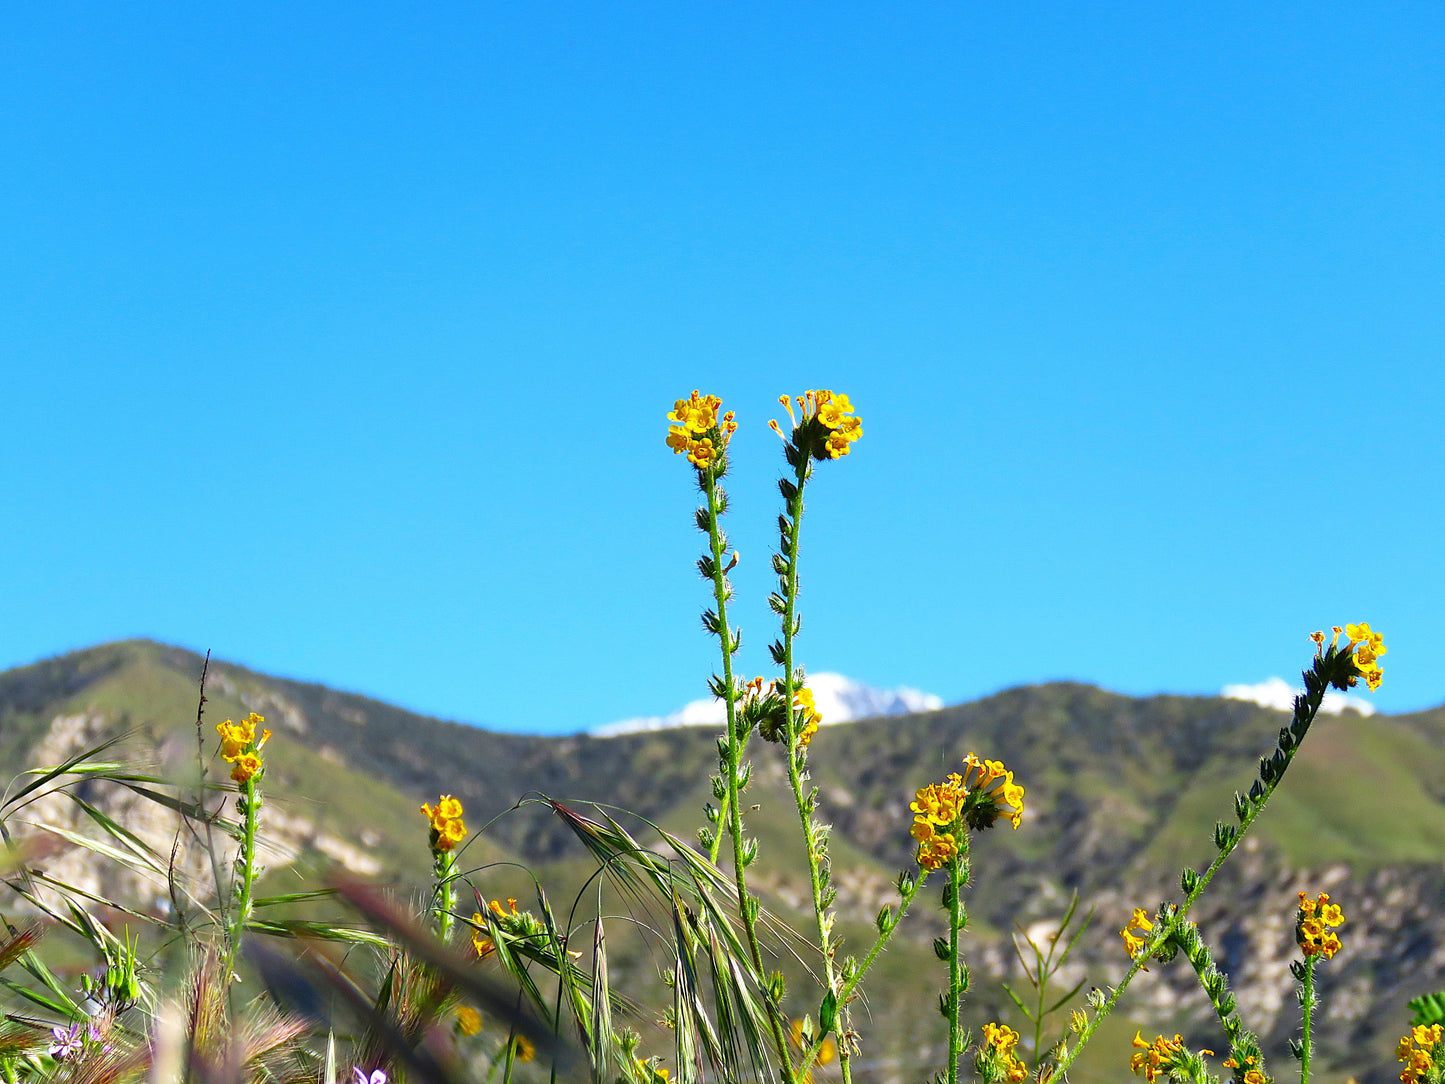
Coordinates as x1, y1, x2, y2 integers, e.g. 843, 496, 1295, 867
2, 639, 1443, 1083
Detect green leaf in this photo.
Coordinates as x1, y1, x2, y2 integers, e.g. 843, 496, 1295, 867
818, 991, 837, 1036
1409, 991, 1445, 1027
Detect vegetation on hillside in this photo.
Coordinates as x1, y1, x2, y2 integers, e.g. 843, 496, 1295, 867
0, 390, 1439, 1084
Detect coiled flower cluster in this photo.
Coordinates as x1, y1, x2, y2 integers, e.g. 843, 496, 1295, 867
216, 712, 270, 784
1399, 1024, 1443, 1084
769, 390, 862, 460
909, 754, 1025, 871
1129, 1032, 1213, 1082
666, 391, 736, 470
1312, 622, 1387, 691
420, 794, 468, 852
1295, 891, 1344, 958
977, 1022, 1027, 1083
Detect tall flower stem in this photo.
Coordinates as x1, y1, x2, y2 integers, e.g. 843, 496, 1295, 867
700, 465, 795, 1083
774, 453, 850, 1079
1299, 955, 1316, 1083
793, 873, 927, 1081
435, 849, 457, 944
944, 842, 971, 1084
225, 776, 259, 982
1051, 651, 1338, 1075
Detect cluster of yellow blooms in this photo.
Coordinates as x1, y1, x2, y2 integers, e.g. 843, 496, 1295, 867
1119, 907, 1155, 962
1312, 622, 1387, 691
1296, 891, 1345, 958
769, 390, 863, 458
1398, 1024, 1442, 1084
666, 391, 736, 469
793, 686, 821, 747
909, 754, 1025, 871
1129, 1033, 1212, 1083
419, 794, 467, 852
910, 774, 965, 871
216, 713, 270, 785
1221, 1051, 1265, 1084
980, 1023, 1028, 1083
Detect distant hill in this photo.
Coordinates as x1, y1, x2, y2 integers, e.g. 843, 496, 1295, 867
3, 639, 1443, 1083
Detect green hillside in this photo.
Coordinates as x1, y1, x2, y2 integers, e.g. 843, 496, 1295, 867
2, 640, 1444, 1082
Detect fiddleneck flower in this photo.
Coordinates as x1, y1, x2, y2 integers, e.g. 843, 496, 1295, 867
420, 794, 468, 852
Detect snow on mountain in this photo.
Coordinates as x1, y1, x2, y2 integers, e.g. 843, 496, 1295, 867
1221, 676, 1376, 716
592, 672, 945, 738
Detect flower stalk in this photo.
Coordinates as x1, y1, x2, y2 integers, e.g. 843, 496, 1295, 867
669, 391, 796, 1080
420, 795, 468, 942
216, 712, 270, 980
944, 843, 970, 1084
764, 391, 862, 1079
1058, 627, 1383, 1076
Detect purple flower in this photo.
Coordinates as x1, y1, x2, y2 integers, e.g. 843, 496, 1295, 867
49, 1024, 83, 1060
353, 1069, 388, 1084
86, 1021, 113, 1054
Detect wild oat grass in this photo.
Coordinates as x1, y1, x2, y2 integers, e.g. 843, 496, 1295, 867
0, 392, 1433, 1084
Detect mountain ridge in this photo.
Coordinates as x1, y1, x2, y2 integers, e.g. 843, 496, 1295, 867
4, 638, 1445, 1081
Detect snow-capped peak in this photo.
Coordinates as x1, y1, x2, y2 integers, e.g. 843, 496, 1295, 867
591, 672, 944, 738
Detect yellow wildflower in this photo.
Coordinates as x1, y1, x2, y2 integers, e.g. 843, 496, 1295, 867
1296, 892, 1344, 958
769, 389, 863, 460
960, 752, 1026, 829
794, 687, 822, 747
909, 753, 1026, 869
455, 1005, 482, 1035
229, 752, 263, 784
470, 911, 496, 960
633, 1056, 667, 1083
217, 723, 246, 761
217, 715, 270, 763
420, 794, 467, 852
668, 392, 720, 434
687, 436, 716, 468
512, 1035, 536, 1063
1119, 907, 1155, 963
1399, 1024, 1441, 1084
911, 774, 967, 826
1127, 1032, 1209, 1083
665, 391, 734, 469
915, 831, 958, 872
1341, 621, 1386, 690
978, 1022, 1027, 1082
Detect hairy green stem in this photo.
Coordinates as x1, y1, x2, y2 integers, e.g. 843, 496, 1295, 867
1052, 674, 1330, 1074
706, 791, 730, 865
1179, 937, 1244, 1045
701, 467, 795, 1083
946, 846, 969, 1084
435, 849, 457, 943
793, 874, 927, 1081
225, 777, 259, 981
1299, 955, 1316, 1083
777, 457, 846, 1036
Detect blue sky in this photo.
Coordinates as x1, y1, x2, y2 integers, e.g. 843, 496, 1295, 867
3, 2, 1442, 732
